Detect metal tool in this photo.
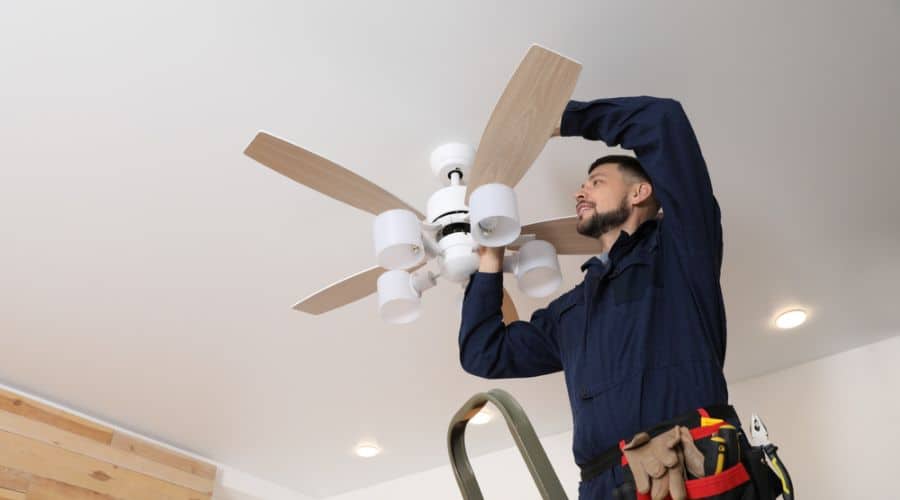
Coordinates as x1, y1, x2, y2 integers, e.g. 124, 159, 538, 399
750, 414, 795, 500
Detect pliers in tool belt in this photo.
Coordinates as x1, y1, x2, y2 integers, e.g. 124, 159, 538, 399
749, 414, 795, 500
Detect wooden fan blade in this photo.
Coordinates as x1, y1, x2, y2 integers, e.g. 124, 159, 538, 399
293, 263, 426, 315
245, 132, 424, 219
465, 45, 581, 200
514, 216, 603, 255
293, 266, 386, 315
501, 287, 520, 323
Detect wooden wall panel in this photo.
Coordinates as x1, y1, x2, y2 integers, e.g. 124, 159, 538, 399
0, 389, 217, 500
0, 389, 113, 445
0, 411, 212, 492
26, 477, 116, 500
110, 433, 217, 481
0, 467, 29, 493
0, 488, 26, 500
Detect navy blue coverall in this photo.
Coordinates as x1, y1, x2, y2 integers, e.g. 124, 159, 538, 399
459, 97, 730, 499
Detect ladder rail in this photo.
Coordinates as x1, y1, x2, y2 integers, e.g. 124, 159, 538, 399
447, 388, 568, 500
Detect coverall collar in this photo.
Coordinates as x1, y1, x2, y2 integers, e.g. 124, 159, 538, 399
580, 218, 659, 272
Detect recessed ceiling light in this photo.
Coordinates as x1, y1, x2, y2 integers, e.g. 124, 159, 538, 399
775, 309, 808, 330
354, 443, 381, 458
470, 408, 493, 425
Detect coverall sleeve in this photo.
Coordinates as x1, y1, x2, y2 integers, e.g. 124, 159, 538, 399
561, 96, 723, 268
459, 272, 563, 379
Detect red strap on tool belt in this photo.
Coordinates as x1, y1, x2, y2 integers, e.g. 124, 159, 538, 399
619, 406, 751, 499
632, 462, 751, 500
580, 404, 739, 483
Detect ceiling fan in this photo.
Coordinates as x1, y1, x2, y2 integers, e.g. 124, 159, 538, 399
244, 45, 604, 324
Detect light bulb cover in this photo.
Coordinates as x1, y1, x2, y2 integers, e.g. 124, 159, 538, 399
775, 309, 808, 329
354, 443, 381, 458
514, 240, 562, 298
377, 270, 421, 324
468, 183, 520, 247
373, 209, 424, 270
438, 232, 479, 283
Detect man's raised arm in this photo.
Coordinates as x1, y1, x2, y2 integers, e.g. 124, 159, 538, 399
458, 247, 562, 379
560, 96, 723, 267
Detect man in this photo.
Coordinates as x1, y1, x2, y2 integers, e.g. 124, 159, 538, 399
459, 96, 733, 499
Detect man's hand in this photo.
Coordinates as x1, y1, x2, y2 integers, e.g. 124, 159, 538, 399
477, 246, 504, 273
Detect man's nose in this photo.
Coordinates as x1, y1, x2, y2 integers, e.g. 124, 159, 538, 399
574, 186, 585, 201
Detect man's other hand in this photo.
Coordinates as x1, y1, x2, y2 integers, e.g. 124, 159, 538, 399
477, 246, 504, 273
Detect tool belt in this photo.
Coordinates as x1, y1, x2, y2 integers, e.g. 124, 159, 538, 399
579, 405, 784, 499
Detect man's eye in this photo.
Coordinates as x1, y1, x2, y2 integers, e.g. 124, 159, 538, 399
592, 180, 599, 186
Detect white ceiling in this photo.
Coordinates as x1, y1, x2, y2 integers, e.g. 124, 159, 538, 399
1, 1, 898, 498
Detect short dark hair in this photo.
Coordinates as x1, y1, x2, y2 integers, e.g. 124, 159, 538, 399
589, 155, 651, 184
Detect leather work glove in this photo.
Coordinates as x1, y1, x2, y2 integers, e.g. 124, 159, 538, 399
623, 426, 688, 500
679, 425, 706, 478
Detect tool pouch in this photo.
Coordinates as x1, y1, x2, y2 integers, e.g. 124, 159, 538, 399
611, 415, 784, 499
740, 444, 783, 500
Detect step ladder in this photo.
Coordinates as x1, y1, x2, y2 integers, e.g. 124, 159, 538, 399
447, 388, 568, 500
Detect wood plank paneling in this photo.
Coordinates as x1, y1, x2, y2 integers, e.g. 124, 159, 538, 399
0, 430, 210, 500
0, 467, 30, 493
110, 433, 216, 481
0, 389, 216, 500
0, 390, 112, 445
0, 487, 26, 500
0, 411, 212, 493
26, 477, 116, 500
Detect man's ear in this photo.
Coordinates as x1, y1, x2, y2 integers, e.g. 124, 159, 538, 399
632, 181, 654, 205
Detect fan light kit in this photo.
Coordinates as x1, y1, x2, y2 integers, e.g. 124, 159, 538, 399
243, 45, 604, 324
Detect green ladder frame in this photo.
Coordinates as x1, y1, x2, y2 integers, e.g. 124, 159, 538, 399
447, 388, 568, 500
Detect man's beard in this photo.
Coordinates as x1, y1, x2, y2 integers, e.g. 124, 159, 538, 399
577, 195, 631, 238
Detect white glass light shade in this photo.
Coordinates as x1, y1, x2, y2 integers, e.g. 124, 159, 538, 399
377, 270, 421, 324
515, 240, 562, 298
373, 209, 424, 270
469, 183, 520, 247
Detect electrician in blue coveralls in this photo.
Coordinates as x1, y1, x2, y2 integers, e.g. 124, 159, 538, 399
459, 96, 732, 499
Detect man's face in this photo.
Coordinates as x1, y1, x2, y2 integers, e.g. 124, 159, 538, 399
574, 163, 631, 238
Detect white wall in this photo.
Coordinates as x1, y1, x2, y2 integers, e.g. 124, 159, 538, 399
214, 466, 313, 500
727, 334, 900, 499
326, 335, 900, 499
